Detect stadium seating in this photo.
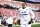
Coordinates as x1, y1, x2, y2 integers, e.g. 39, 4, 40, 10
0, 1, 40, 22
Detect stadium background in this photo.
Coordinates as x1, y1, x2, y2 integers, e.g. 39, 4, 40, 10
0, 0, 40, 27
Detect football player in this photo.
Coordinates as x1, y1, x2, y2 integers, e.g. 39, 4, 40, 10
18, 3, 35, 27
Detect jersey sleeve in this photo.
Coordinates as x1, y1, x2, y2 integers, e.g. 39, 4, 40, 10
29, 7, 35, 19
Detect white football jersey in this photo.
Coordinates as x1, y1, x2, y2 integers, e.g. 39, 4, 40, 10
6, 17, 13, 24
0, 19, 1, 25
18, 7, 35, 20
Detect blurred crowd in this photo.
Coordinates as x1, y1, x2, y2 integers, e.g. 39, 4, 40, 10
0, 1, 40, 26
0, 8, 40, 26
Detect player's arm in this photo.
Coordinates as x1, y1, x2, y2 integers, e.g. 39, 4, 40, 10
17, 8, 21, 19
29, 7, 35, 19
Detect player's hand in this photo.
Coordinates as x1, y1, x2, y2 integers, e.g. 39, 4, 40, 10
31, 18, 34, 20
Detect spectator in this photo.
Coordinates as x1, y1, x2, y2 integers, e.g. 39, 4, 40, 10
6, 17, 13, 27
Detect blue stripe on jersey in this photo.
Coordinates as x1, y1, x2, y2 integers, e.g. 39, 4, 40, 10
22, 11, 26, 13
22, 14, 28, 15
29, 7, 31, 11
26, 9, 28, 10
